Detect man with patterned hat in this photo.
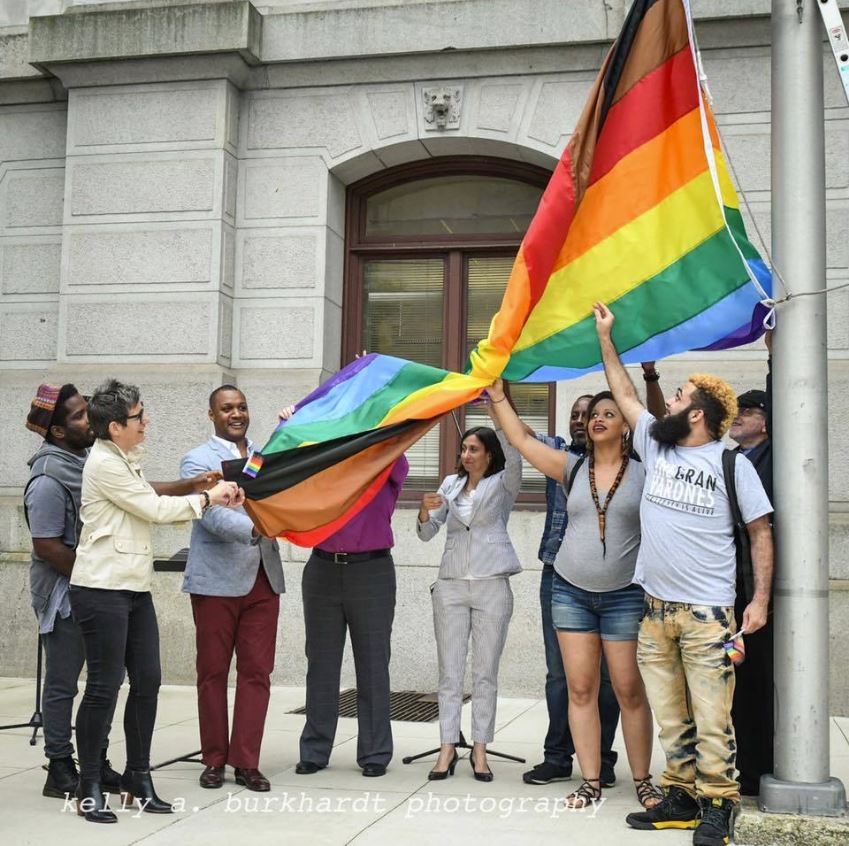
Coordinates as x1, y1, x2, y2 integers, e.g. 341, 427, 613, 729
25, 384, 223, 800
729, 381, 774, 796
24, 384, 122, 799
592, 303, 774, 846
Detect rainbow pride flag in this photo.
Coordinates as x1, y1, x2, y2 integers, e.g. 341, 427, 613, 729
224, 0, 771, 545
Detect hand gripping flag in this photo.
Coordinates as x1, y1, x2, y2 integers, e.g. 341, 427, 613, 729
224, 0, 772, 544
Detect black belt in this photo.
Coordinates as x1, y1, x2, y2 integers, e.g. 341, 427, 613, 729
313, 548, 391, 564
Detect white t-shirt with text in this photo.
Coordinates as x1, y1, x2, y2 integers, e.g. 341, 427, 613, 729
633, 410, 772, 606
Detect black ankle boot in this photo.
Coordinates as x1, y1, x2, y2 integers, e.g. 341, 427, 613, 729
120, 769, 173, 814
75, 778, 117, 823
43, 755, 78, 798
100, 751, 122, 793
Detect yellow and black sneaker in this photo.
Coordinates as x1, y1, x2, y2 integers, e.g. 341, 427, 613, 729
693, 796, 736, 846
625, 785, 700, 831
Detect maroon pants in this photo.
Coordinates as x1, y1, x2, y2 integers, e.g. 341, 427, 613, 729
191, 567, 279, 769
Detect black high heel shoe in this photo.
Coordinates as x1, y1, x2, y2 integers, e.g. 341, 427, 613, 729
470, 752, 494, 782
120, 769, 173, 814
428, 751, 459, 781
76, 778, 117, 823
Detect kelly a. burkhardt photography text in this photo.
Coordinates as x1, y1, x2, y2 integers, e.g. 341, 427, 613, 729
58, 790, 608, 821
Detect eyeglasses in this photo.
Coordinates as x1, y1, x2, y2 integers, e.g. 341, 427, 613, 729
125, 404, 145, 424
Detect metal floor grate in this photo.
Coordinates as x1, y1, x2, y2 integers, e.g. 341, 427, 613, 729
288, 689, 470, 723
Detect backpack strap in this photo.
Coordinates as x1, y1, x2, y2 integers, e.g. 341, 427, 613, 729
565, 455, 586, 496
723, 449, 754, 604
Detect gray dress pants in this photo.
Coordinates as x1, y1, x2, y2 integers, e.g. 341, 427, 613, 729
432, 577, 513, 745
299, 553, 396, 768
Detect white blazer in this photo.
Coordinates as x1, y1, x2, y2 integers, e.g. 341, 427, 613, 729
416, 431, 522, 579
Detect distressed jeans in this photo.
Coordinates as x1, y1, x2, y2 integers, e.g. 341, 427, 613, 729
637, 594, 739, 802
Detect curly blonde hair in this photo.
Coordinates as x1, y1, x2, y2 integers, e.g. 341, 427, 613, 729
688, 373, 738, 438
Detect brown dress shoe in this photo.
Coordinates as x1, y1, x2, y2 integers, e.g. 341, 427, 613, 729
234, 768, 270, 792
199, 766, 225, 789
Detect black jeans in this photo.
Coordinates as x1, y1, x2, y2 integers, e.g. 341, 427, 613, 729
69, 586, 161, 781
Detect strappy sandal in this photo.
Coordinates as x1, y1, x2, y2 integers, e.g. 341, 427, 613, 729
634, 775, 663, 809
565, 777, 601, 809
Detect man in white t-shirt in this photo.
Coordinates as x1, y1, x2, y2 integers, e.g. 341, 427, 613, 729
592, 303, 773, 846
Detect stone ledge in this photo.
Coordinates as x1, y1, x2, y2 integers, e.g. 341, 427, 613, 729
29, 1, 262, 67
736, 802, 849, 846
0, 30, 44, 81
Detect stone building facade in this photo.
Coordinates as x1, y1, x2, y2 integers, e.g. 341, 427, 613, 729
1, 0, 847, 711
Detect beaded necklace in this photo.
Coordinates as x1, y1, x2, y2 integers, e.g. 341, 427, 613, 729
587, 453, 629, 556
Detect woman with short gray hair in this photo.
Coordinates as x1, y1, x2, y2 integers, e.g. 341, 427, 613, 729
70, 379, 243, 824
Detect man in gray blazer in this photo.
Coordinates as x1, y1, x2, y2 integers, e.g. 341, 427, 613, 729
181, 386, 285, 792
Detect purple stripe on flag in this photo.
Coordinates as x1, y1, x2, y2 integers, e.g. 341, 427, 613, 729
293, 353, 379, 412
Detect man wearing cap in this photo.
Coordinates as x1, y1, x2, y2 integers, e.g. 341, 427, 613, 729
24, 383, 223, 800
728, 384, 773, 796
24, 384, 121, 798
729, 389, 771, 501
592, 303, 774, 846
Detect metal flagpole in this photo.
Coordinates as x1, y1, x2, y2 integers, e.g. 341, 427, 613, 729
760, 0, 846, 816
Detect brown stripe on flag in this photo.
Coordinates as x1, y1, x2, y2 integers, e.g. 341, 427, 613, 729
609, 0, 690, 106
565, 0, 689, 208
566, 50, 614, 208
243, 417, 437, 537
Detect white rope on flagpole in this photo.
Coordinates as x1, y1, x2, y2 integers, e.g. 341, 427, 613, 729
683, 0, 848, 320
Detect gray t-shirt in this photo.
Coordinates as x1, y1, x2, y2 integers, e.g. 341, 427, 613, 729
633, 410, 773, 606
25, 475, 76, 546
553, 452, 645, 592
24, 475, 75, 632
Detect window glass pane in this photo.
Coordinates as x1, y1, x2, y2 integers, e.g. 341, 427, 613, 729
466, 256, 549, 493
366, 176, 543, 238
362, 258, 444, 490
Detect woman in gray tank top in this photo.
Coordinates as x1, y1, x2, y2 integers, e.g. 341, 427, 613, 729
488, 380, 661, 812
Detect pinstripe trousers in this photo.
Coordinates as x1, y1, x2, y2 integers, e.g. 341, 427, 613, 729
431, 577, 513, 744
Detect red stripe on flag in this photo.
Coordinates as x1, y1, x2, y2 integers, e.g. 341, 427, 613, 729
277, 463, 395, 548
521, 149, 577, 310
589, 46, 699, 187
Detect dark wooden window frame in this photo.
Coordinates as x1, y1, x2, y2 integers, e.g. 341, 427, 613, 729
342, 156, 556, 507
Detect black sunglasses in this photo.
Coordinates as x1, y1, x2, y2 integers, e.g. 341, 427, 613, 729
125, 403, 145, 424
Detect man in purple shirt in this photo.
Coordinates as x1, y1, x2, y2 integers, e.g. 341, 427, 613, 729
295, 455, 408, 778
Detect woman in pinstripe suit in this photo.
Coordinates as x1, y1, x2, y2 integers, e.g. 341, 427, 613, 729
417, 404, 522, 782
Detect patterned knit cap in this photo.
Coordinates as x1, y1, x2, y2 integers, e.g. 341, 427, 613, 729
26, 383, 62, 438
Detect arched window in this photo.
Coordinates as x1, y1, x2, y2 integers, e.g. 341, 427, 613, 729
343, 157, 554, 499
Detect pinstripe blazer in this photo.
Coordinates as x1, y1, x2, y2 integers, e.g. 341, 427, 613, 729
416, 431, 522, 580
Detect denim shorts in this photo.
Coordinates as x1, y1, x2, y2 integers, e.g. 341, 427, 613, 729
551, 572, 645, 641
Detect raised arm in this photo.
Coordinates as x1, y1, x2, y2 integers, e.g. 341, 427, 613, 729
593, 302, 645, 431
641, 362, 666, 420
487, 379, 568, 481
